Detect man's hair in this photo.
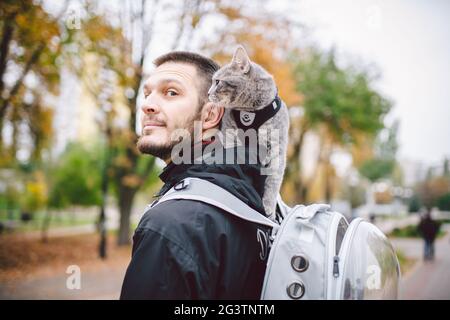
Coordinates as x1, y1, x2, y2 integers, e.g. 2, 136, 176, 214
154, 51, 220, 110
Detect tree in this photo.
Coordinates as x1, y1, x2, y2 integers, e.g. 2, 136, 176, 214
22, 170, 48, 214
42, 142, 102, 242
70, 5, 162, 245
285, 48, 392, 203
437, 193, 450, 211
358, 120, 399, 181
359, 158, 395, 183
417, 176, 450, 210
0, 0, 69, 165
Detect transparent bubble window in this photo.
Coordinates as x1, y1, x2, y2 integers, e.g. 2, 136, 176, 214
340, 221, 401, 300
335, 218, 348, 255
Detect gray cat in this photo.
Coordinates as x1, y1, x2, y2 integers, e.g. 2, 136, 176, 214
208, 45, 289, 220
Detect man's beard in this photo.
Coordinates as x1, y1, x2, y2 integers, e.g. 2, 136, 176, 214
136, 137, 177, 160
137, 113, 199, 160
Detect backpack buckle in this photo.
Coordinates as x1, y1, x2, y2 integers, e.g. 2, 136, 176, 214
174, 179, 190, 191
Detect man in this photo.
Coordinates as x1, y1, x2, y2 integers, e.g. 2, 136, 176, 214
120, 51, 270, 299
418, 209, 440, 261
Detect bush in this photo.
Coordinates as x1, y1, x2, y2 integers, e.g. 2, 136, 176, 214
389, 223, 445, 238
408, 194, 422, 213
389, 225, 421, 238
437, 193, 450, 211
48, 143, 103, 209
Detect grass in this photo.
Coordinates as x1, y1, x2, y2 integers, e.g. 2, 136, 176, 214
388, 222, 447, 239
395, 249, 417, 276
0, 208, 97, 233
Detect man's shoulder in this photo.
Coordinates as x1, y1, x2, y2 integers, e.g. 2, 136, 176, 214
136, 199, 231, 234
132, 199, 253, 263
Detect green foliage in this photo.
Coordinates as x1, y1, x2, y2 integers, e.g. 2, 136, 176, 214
292, 48, 391, 145
389, 223, 445, 239
358, 121, 399, 182
437, 193, 450, 211
48, 143, 103, 209
21, 171, 48, 213
285, 47, 393, 203
359, 158, 395, 182
0, 185, 21, 211
408, 194, 422, 213
395, 249, 416, 275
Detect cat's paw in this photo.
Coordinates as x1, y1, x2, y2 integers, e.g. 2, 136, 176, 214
262, 198, 277, 220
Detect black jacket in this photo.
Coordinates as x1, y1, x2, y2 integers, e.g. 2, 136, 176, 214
120, 155, 271, 299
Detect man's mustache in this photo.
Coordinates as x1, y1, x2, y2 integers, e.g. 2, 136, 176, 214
142, 116, 166, 127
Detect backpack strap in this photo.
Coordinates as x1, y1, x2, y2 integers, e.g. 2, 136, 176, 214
152, 177, 279, 230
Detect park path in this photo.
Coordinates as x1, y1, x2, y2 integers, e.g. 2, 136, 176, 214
393, 225, 450, 300
0, 258, 128, 300
1, 219, 449, 300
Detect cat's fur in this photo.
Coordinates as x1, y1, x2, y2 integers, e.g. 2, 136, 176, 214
208, 46, 289, 219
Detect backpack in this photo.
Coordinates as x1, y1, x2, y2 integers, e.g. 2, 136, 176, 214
150, 177, 401, 300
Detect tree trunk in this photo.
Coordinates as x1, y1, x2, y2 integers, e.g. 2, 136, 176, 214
295, 128, 308, 202
40, 209, 52, 243
0, 119, 4, 155
10, 105, 19, 159
285, 126, 308, 203
303, 141, 325, 202
324, 161, 332, 203
117, 186, 136, 246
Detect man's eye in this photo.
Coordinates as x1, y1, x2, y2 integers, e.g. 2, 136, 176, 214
167, 89, 178, 96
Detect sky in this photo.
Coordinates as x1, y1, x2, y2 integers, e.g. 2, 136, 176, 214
279, 0, 450, 167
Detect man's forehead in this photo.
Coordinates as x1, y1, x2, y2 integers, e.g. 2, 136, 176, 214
146, 62, 199, 87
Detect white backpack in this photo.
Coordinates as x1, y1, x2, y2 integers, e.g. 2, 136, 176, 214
151, 177, 401, 300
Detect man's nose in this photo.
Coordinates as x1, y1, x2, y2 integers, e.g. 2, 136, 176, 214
141, 96, 160, 114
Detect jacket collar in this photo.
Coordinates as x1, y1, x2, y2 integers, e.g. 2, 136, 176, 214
156, 146, 266, 214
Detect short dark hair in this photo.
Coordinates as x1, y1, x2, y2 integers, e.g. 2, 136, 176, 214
154, 51, 220, 109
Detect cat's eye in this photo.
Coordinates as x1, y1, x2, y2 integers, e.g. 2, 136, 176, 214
215, 80, 220, 85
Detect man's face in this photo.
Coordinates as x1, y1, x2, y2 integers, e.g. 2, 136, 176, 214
137, 62, 203, 161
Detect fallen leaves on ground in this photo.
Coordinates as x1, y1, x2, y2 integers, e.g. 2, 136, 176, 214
0, 233, 131, 283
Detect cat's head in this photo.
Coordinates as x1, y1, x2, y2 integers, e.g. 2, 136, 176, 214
208, 45, 277, 111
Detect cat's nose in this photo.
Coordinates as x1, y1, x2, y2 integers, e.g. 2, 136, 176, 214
207, 86, 214, 96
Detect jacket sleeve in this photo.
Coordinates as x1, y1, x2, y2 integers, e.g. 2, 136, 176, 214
120, 228, 212, 300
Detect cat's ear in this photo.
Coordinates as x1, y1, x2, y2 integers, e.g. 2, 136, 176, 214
232, 45, 251, 74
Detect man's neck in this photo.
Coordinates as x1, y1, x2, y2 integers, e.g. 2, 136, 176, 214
163, 134, 216, 165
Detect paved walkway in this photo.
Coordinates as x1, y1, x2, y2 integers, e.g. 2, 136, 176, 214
0, 261, 127, 300
391, 225, 450, 300
1, 219, 449, 300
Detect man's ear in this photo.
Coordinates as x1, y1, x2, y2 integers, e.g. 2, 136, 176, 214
201, 101, 224, 130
